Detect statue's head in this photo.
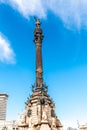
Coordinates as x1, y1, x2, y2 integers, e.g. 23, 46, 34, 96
34, 17, 41, 28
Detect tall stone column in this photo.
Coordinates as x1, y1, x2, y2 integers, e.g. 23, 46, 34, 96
18, 18, 63, 130
34, 18, 44, 88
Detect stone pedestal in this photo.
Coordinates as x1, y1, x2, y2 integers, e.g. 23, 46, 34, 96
18, 88, 63, 130
40, 122, 51, 130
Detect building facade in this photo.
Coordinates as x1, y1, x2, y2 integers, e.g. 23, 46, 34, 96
80, 123, 87, 130
0, 94, 8, 120
0, 120, 18, 130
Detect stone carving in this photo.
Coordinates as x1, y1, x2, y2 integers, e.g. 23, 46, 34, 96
52, 118, 56, 128
19, 113, 26, 124
29, 117, 33, 128
42, 108, 47, 121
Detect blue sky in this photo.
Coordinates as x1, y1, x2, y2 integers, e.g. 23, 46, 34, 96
0, 0, 87, 129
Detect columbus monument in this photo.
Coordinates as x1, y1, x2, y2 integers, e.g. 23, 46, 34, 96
18, 19, 63, 130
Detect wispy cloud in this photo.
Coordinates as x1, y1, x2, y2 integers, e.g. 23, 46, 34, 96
3, 0, 46, 19
0, 33, 16, 64
1, 0, 87, 29
48, 0, 87, 29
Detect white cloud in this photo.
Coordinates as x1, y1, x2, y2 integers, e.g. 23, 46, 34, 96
1, 0, 87, 29
5, 0, 46, 19
0, 33, 16, 64
48, 0, 87, 29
